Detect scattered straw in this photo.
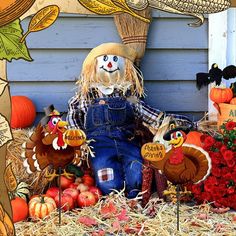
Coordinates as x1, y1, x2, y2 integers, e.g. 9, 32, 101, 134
6, 129, 50, 195
15, 192, 236, 236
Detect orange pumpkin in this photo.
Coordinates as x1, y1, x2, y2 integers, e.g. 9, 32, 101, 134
11, 197, 28, 223
63, 129, 86, 147
210, 88, 233, 104
230, 97, 236, 105
11, 96, 36, 128
185, 131, 203, 148
29, 196, 56, 220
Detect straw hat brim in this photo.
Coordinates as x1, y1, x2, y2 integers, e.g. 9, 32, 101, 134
82, 43, 137, 70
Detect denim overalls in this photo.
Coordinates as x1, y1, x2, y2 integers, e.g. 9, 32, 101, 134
85, 97, 143, 198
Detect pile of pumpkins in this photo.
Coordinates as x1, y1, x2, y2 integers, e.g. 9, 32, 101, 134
11, 172, 102, 222
210, 86, 236, 127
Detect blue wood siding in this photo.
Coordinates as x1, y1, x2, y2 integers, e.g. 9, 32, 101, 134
8, 12, 208, 122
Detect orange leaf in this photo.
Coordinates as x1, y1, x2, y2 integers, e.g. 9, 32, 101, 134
117, 208, 129, 222
100, 201, 117, 218
78, 216, 98, 227
112, 220, 121, 232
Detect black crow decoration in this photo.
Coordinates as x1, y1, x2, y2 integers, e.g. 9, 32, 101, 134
196, 63, 236, 90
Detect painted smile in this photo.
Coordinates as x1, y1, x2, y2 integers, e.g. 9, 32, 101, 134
100, 66, 120, 73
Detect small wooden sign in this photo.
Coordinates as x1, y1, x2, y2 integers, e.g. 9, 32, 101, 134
141, 142, 166, 162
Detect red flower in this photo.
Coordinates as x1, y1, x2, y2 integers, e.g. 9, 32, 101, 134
225, 121, 236, 130
210, 152, 222, 165
220, 145, 228, 155
200, 134, 209, 143
222, 172, 233, 181
201, 192, 212, 201
223, 150, 234, 161
232, 171, 236, 182
227, 187, 235, 195
191, 184, 202, 195
204, 136, 215, 147
206, 176, 218, 185
226, 159, 235, 168
214, 141, 223, 149
211, 166, 222, 177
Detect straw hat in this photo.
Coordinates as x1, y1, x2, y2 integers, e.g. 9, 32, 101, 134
82, 43, 137, 70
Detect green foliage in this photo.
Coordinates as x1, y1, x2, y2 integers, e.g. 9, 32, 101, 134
0, 19, 32, 62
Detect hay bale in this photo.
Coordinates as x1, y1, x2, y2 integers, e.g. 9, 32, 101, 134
6, 129, 50, 195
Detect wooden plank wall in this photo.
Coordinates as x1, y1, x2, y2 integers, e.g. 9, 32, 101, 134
7, 12, 208, 123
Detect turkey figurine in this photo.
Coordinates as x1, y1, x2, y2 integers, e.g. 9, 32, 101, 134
22, 105, 81, 181
151, 126, 211, 185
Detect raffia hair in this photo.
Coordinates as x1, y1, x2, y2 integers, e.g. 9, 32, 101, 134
76, 58, 144, 100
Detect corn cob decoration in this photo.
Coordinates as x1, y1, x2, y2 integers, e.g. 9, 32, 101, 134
126, 0, 231, 26
0, 203, 15, 236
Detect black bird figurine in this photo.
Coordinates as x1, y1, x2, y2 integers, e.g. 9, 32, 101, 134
196, 63, 236, 90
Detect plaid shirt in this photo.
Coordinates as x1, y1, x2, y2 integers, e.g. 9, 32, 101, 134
67, 89, 193, 130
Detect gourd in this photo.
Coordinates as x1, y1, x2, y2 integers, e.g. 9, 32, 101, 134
14, 182, 30, 201
63, 129, 86, 147
210, 88, 233, 104
11, 96, 36, 128
28, 195, 56, 220
230, 97, 236, 105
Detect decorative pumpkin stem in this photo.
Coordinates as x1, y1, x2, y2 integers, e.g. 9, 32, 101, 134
40, 195, 45, 204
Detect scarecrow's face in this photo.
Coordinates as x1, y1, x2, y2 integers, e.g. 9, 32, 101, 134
97, 54, 125, 74
94, 55, 127, 94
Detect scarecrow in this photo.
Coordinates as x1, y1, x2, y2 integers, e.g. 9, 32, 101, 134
67, 42, 193, 198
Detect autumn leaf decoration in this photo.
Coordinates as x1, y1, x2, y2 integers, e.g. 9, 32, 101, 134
0, 203, 15, 236
0, 19, 32, 61
4, 163, 17, 193
78, 0, 150, 23
20, 5, 60, 42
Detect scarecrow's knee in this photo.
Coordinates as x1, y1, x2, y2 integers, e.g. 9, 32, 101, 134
95, 167, 123, 195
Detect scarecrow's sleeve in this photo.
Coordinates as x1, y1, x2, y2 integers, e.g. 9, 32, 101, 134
134, 100, 164, 129
134, 100, 194, 129
66, 94, 85, 129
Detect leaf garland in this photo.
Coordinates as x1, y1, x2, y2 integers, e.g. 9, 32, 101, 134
0, 19, 32, 62
0, 114, 13, 147
4, 163, 17, 193
78, 0, 150, 23
21, 5, 60, 42
0, 79, 8, 97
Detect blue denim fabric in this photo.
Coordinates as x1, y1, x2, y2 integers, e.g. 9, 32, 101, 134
85, 97, 143, 198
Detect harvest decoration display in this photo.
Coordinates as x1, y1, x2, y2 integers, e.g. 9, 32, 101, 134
1, 0, 236, 235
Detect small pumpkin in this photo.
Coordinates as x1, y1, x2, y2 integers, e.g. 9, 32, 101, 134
230, 97, 236, 105
210, 88, 233, 104
29, 195, 56, 220
185, 131, 204, 148
11, 197, 28, 223
63, 129, 86, 147
11, 96, 36, 128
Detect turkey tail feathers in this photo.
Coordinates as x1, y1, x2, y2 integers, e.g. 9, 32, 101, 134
182, 144, 211, 184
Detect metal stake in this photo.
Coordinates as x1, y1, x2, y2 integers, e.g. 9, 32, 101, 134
176, 184, 180, 231
58, 166, 62, 226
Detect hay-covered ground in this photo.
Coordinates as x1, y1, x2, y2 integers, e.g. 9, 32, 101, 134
8, 129, 236, 236
15, 192, 236, 236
